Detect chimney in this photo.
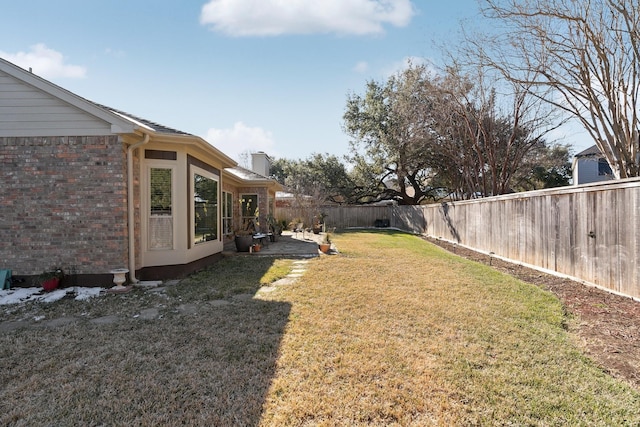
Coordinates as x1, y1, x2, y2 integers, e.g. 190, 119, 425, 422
251, 152, 271, 177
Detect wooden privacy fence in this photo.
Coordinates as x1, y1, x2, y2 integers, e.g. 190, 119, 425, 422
277, 205, 395, 230
277, 178, 640, 300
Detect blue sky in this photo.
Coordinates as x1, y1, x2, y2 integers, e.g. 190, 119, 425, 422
0, 0, 589, 164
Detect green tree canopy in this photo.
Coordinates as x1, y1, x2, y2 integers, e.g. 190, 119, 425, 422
343, 64, 443, 205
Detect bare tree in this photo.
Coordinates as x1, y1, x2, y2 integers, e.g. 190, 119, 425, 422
432, 67, 561, 198
469, 0, 640, 179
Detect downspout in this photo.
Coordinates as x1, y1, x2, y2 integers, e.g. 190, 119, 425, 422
127, 132, 150, 283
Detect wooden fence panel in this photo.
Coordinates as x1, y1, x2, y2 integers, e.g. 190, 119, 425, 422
413, 181, 640, 299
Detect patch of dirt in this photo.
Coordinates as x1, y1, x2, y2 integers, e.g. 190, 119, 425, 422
426, 237, 640, 390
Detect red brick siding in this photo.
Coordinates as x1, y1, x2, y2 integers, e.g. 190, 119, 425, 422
0, 136, 128, 276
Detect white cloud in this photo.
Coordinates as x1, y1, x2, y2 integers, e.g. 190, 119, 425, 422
353, 61, 369, 73
204, 122, 276, 163
0, 44, 86, 79
200, 0, 415, 37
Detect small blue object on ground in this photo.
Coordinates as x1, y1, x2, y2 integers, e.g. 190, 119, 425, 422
0, 269, 12, 290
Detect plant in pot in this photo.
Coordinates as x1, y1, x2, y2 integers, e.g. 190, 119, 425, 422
38, 267, 64, 292
313, 212, 328, 234
234, 229, 254, 252
267, 215, 281, 242
234, 219, 256, 252
318, 233, 331, 254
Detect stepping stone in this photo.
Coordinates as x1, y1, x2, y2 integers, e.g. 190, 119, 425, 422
257, 286, 277, 293
90, 315, 119, 325
272, 277, 297, 286
137, 308, 159, 320
42, 317, 77, 328
177, 303, 198, 315
0, 320, 30, 332
210, 300, 230, 307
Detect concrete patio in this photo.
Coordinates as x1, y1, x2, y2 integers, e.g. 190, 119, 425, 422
223, 230, 332, 257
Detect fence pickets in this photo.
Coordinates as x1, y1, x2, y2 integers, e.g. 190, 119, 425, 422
277, 178, 640, 300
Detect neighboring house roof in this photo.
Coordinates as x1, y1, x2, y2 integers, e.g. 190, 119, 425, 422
575, 144, 602, 158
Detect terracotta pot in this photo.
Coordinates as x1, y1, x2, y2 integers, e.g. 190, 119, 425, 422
41, 278, 60, 292
319, 243, 331, 254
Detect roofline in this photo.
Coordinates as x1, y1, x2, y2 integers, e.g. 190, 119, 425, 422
122, 131, 238, 168
0, 57, 136, 134
1, 57, 238, 168
223, 168, 283, 191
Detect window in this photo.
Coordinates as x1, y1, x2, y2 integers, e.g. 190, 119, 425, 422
193, 173, 218, 245
149, 167, 173, 249
240, 194, 258, 232
222, 191, 233, 236
598, 158, 613, 176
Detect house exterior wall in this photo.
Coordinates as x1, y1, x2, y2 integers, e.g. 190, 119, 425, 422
0, 135, 128, 279
136, 143, 230, 277
573, 157, 615, 185
132, 147, 142, 273
0, 70, 115, 137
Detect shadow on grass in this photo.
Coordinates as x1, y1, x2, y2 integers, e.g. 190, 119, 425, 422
0, 256, 292, 426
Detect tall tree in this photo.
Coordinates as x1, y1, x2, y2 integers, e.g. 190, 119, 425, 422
513, 143, 573, 191
343, 64, 442, 205
271, 154, 355, 204
471, 0, 640, 179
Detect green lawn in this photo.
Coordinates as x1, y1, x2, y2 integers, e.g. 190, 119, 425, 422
1, 230, 638, 426
261, 231, 640, 425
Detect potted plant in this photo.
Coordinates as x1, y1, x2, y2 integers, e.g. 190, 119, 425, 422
267, 215, 282, 242
318, 233, 331, 254
38, 267, 64, 292
234, 229, 254, 252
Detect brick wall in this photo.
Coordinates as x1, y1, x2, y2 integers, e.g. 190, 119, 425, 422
0, 135, 128, 277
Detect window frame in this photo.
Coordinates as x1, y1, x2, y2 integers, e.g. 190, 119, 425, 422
191, 165, 220, 246
146, 163, 176, 251
240, 193, 259, 232
222, 191, 233, 236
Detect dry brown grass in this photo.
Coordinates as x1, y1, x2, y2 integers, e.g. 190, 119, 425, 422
2, 231, 639, 426
1, 256, 292, 426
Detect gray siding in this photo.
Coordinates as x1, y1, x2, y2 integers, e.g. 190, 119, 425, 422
574, 157, 615, 185
0, 71, 113, 137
